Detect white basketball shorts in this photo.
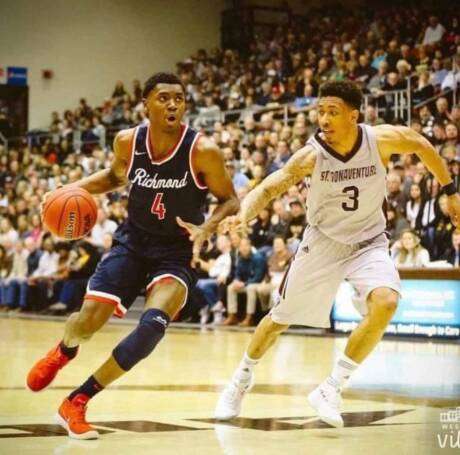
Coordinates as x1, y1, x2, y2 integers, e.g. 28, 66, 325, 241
270, 225, 401, 328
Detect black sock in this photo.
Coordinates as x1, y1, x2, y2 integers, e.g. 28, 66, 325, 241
68, 375, 104, 401
59, 341, 78, 359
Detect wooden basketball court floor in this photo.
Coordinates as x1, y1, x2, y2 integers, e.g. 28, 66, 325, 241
0, 317, 459, 454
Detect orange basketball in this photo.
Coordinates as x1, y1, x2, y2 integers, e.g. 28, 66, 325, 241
42, 187, 97, 240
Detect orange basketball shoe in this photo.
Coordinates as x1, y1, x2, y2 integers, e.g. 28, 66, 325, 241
56, 394, 99, 439
27, 343, 78, 391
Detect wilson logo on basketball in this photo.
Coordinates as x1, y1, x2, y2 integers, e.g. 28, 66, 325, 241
42, 187, 97, 240
64, 212, 76, 238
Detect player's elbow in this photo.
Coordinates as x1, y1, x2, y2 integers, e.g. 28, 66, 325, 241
107, 168, 127, 188
405, 130, 434, 158
414, 141, 437, 162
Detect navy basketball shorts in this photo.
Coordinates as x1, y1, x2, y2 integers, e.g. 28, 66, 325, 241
85, 243, 196, 318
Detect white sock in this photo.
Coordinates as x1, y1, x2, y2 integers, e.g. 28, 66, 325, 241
234, 352, 258, 382
326, 353, 359, 390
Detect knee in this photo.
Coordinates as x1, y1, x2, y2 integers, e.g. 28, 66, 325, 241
368, 288, 399, 321
266, 315, 289, 335
113, 308, 170, 371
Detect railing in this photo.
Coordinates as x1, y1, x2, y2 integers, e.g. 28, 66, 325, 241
186, 102, 302, 132
413, 55, 459, 109
413, 87, 456, 110
1, 80, 458, 154
363, 87, 412, 125
4, 128, 114, 154
188, 87, 413, 132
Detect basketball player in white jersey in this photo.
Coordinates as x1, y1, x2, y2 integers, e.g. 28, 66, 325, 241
215, 81, 460, 427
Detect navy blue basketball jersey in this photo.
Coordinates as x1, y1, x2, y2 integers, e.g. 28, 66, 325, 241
125, 123, 207, 240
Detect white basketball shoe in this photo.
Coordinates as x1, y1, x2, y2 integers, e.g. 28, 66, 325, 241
307, 381, 344, 428
214, 370, 254, 420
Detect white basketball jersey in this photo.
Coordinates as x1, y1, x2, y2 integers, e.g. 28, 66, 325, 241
306, 124, 386, 244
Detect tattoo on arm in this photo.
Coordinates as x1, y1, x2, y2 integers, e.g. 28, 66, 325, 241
241, 146, 315, 222
203, 197, 240, 233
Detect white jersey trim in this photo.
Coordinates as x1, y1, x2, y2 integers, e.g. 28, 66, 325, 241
126, 126, 139, 178
145, 123, 188, 165
146, 273, 189, 309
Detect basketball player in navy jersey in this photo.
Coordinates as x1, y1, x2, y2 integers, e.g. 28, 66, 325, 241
215, 80, 460, 428
27, 73, 239, 439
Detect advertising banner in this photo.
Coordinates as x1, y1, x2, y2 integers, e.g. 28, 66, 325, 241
332, 280, 460, 338
7, 67, 27, 86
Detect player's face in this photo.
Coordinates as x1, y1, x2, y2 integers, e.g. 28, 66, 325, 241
317, 97, 359, 145
144, 83, 185, 131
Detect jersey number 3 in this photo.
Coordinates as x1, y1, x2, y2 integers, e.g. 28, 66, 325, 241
151, 193, 166, 220
342, 186, 359, 211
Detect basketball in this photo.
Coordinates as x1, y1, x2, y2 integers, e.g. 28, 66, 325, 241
42, 187, 97, 240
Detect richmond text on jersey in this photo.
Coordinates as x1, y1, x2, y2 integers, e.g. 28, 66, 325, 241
125, 123, 207, 239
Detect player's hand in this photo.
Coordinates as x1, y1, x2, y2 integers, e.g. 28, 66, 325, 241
447, 193, 460, 227
40, 185, 64, 217
176, 217, 211, 257
40, 191, 53, 217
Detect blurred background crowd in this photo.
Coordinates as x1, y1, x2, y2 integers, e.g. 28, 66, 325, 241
0, 4, 459, 325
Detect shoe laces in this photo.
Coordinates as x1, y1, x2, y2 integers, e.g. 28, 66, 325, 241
224, 371, 252, 400
319, 385, 342, 409
69, 396, 90, 423
223, 382, 246, 404
46, 349, 67, 368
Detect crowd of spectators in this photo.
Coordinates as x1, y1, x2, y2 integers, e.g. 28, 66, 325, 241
0, 5, 459, 325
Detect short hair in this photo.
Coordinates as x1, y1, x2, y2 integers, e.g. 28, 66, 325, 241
143, 72, 185, 98
319, 80, 363, 110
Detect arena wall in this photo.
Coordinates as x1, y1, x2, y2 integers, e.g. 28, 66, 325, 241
0, 0, 226, 129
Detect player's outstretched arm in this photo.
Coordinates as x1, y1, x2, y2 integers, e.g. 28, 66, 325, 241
240, 145, 316, 223
376, 124, 460, 226
67, 128, 133, 195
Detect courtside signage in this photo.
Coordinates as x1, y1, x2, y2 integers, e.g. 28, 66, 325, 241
7, 66, 27, 86
332, 280, 460, 338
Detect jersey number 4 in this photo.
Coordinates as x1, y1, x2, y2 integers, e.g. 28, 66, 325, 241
151, 193, 166, 220
342, 186, 359, 211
